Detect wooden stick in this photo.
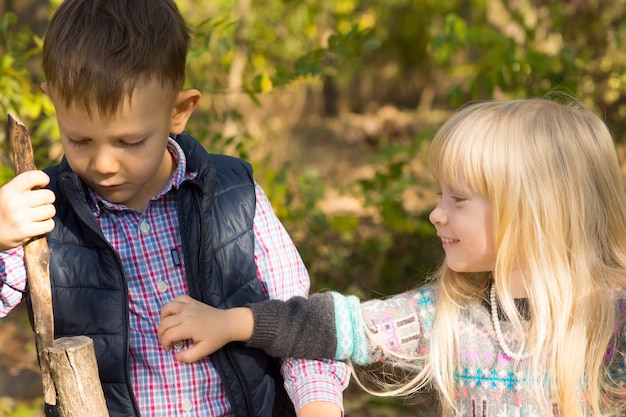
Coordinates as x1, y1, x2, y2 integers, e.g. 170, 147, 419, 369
48, 337, 109, 417
7, 113, 56, 405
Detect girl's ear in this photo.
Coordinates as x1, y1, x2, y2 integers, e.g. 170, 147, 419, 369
170, 89, 201, 135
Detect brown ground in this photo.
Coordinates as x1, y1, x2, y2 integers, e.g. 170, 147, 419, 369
0, 302, 45, 415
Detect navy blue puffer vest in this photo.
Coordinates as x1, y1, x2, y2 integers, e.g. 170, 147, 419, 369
35, 133, 296, 417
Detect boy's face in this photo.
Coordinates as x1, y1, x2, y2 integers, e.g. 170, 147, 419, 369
48, 80, 178, 211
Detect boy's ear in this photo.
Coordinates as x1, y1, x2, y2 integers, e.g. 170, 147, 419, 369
41, 82, 50, 95
170, 89, 201, 135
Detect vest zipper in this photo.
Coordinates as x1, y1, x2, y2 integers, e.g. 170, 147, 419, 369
225, 348, 255, 416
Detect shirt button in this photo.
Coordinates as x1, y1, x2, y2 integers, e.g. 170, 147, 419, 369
182, 398, 193, 412
139, 221, 150, 233
173, 340, 184, 351
157, 281, 168, 293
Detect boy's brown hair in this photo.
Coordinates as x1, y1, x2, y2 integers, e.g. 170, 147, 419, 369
43, 0, 190, 116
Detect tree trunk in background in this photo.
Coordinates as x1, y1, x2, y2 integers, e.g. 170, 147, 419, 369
322, 75, 338, 117
221, 0, 251, 142
317, 7, 339, 117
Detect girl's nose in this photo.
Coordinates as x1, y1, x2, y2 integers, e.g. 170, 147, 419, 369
429, 204, 446, 225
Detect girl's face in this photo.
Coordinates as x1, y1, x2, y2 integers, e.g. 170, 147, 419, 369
429, 181, 496, 273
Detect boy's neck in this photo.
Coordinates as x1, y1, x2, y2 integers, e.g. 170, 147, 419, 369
123, 148, 177, 212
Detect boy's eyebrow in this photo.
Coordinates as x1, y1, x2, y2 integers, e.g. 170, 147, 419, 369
60, 126, 151, 142
58, 117, 152, 138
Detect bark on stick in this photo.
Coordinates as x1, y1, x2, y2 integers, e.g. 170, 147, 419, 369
7, 113, 56, 405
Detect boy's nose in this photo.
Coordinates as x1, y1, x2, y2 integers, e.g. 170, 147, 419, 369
91, 149, 119, 175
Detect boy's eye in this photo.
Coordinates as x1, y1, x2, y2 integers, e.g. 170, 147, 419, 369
121, 139, 146, 148
66, 137, 88, 147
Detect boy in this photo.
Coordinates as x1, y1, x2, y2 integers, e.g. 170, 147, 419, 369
0, 0, 349, 416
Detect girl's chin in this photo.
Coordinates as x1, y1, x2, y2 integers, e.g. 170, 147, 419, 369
445, 261, 489, 274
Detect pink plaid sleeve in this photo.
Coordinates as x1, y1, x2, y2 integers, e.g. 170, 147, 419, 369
0, 246, 26, 317
252, 183, 350, 412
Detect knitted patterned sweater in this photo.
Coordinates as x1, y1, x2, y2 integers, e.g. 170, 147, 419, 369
247, 286, 626, 417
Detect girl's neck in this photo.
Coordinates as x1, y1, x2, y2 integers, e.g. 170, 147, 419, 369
504, 270, 527, 298
510, 283, 527, 298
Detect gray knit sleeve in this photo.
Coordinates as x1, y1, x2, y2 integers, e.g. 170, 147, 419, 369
245, 292, 337, 360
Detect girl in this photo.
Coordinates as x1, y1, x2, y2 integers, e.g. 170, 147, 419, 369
158, 98, 626, 416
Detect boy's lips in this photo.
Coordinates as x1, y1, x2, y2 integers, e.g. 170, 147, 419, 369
95, 183, 124, 191
95, 180, 123, 188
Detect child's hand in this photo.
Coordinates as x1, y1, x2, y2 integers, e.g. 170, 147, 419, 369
0, 171, 55, 252
158, 295, 254, 363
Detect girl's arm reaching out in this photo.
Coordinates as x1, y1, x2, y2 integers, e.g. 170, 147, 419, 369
158, 293, 339, 363
246, 293, 338, 359
159, 289, 432, 366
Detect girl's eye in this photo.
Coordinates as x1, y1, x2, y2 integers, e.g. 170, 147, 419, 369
436, 191, 465, 202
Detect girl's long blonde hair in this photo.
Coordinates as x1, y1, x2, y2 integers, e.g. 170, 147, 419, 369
358, 98, 626, 416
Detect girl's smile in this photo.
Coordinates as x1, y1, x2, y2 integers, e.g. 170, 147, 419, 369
429, 181, 495, 273
439, 236, 459, 246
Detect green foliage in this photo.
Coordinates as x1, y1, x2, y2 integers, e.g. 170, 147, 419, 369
4, 0, 625, 295
429, 1, 626, 140
0, 12, 57, 184
258, 130, 441, 297
264, 25, 375, 88
0, 397, 44, 417
184, 3, 377, 101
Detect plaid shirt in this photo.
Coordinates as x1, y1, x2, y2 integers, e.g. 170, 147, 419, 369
0, 139, 348, 416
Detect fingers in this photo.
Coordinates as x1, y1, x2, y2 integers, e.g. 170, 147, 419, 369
0, 173, 55, 209
157, 316, 184, 349
11, 170, 51, 190
157, 295, 195, 349
23, 188, 56, 211
174, 344, 210, 364
6, 194, 57, 233
158, 296, 229, 362
160, 294, 193, 319
0, 172, 57, 251
29, 202, 57, 224
158, 320, 189, 352
25, 217, 56, 238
